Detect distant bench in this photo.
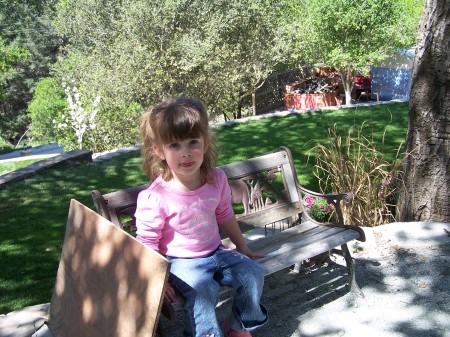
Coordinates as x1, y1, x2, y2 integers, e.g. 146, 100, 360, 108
92, 146, 365, 336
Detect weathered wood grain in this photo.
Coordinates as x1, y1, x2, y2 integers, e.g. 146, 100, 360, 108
48, 199, 169, 337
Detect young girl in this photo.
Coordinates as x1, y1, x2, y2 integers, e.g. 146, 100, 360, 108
135, 98, 268, 337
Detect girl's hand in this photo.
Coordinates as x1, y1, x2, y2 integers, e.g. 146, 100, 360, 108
220, 216, 265, 259
164, 283, 177, 303
236, 244, 265, 260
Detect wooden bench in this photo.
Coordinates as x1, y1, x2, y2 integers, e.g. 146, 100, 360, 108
91, 146, 365, 335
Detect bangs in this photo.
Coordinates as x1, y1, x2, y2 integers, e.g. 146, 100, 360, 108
153, 102, 208, 144
141, 97, 217, 182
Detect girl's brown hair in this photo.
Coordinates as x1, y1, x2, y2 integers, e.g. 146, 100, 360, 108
140, 97, 217, 183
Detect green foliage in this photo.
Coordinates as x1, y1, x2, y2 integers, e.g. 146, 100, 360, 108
28, 77, 67, 145
0, 132, 12, 148
173, 0, 289, 118
0, 35, 30, 140
53, 0, 290, 120
0, 0, 59, 144
0, 0, 423, 148
56, 98, 142, 153
0, 36, 29, 74
310, 123, 403, 227
84, 102, 143, 153
53, 0, 174, 110
395, 0, 425, 47
304, 196, 337, 223
286, 0, 423, 104
296, 0, 420, 67
28, 77, 142, 152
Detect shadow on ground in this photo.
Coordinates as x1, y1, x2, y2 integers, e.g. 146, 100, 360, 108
158, 242, 449, 337
158, 262, 351, 336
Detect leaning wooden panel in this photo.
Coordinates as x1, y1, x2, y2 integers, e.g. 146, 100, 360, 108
48, 199, 170, 337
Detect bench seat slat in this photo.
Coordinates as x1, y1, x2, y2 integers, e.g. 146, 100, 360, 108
246, 221, 331, 248
247, 223, 360, 276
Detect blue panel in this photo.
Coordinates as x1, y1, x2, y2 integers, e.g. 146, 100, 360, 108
370, 67, 412, 100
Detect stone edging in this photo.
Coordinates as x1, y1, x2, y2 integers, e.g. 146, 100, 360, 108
0, 150, 92, 190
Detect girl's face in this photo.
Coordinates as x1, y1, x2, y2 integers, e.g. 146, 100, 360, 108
154, 136, 209, 187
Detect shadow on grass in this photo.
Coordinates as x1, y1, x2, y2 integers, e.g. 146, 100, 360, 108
0, 150, 148, 313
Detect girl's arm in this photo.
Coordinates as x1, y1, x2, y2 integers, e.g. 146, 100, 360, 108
135, 190, 166, 252
220, 215, 264, 259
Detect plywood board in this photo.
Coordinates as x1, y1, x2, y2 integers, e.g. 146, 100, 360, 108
48, 199, 169, 337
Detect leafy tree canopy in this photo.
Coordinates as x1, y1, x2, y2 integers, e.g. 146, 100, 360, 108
53, 0, 290, 119
0, 36, 28, 74
0, 35, 28, 94
0, 0, 59, 144
285, 0, 423, 104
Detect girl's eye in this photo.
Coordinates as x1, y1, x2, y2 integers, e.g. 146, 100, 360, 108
168, 143, 179, 149
190, 139, 199, 145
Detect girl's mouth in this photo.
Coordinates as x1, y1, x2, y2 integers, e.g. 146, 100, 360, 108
180, 162, 194, 168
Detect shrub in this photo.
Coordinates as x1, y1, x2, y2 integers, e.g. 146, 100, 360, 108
0, 132, 11, 149
83, 102, 143, 153
304, 196, 337, 223
27, 77, 67, 145
29, 77, 143, 152
53, 84, 100, 150
310, 123, 402, 227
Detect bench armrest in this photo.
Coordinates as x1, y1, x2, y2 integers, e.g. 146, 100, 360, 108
295, 182, 351, 223
295, 183, 365, 242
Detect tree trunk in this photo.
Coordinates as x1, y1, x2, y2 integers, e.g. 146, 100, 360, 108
396, 0, 450, 222
339, 67, 355, 106
343, 79, 353, 106
236, 94, 243, 119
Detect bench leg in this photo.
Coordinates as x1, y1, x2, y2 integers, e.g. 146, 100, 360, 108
340, 243, 365, 298
292, 252, 332, 274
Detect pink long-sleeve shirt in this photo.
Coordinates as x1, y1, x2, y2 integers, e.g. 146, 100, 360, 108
135, 168, 235, 258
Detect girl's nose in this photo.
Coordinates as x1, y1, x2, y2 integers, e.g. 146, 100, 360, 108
182, 149, 192, 157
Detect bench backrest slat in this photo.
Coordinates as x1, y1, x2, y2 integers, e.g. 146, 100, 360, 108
92, 147, 303, 233
219, 151, 288, 178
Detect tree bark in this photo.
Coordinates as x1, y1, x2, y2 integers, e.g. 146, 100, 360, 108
339, 67, 355, 106
396, 0, 450, 222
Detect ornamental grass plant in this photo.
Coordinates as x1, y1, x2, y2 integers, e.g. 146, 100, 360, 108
310, 123, 402, 227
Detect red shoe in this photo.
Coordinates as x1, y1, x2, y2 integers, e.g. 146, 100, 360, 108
222, 320, 252, 337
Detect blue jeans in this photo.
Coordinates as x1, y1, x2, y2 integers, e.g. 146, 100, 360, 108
167, 245, 268, 337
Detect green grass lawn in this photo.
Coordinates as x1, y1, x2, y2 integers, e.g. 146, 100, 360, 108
0, 102, 409, 314
0, 159, 44, 176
